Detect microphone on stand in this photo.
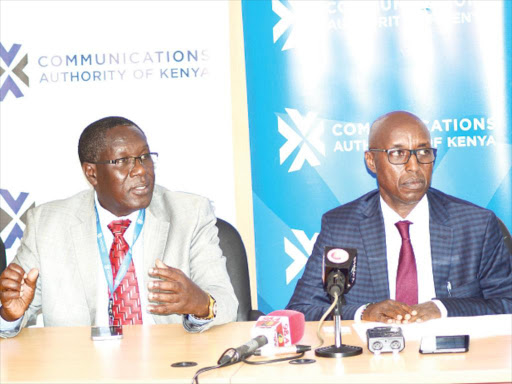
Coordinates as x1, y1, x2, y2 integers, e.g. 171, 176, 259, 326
316, 247, 362, 358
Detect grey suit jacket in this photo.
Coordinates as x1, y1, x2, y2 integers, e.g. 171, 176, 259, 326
2, 185, 238, 336
286, 188, 512, 320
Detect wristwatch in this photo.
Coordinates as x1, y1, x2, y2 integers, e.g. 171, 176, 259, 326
196, 294, 217, 320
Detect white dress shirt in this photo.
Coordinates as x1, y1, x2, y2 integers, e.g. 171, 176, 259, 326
380, 195, 435, 303
355, 195, 447, 320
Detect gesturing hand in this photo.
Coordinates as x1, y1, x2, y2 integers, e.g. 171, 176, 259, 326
147, 259, 210, 318
0, 263, 39, 322
362, 299, 417, 324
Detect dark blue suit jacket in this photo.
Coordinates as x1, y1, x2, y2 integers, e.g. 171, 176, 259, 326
286, 188, 512, 320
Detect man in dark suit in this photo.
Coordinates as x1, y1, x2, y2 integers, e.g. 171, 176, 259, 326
286, 111, 512, 323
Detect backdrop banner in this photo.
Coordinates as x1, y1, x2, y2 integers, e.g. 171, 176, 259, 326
1, 1, 236, 264
242, 0, 511, 313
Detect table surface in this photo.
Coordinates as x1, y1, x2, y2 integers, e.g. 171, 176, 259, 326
1, 320, 511, 383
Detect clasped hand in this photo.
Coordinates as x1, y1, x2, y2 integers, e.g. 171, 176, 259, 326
147, 259, 210, 318
362, 299, 441, 323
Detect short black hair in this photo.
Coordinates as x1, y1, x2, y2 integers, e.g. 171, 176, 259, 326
78, 116, 145, 164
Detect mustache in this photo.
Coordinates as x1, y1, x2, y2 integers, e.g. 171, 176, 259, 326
401, 177, 426, 185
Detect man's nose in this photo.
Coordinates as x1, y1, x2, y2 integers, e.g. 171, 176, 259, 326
405, 151, 420, 171
130, 157, 147, 176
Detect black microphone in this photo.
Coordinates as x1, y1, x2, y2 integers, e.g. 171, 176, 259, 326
218, 335, 268, 365
315, 246, 363, 358
322, 247, 357, 298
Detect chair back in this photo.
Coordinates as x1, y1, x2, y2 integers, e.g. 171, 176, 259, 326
216, 218, 264, 321
0, 237, 6, 274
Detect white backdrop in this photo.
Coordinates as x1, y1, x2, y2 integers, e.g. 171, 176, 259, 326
0, 1, 236, 263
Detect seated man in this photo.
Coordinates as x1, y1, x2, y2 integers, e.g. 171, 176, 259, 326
0, 116, 238, 337
287, 111, 512, 323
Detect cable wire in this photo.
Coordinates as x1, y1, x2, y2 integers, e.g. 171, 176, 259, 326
191, 344, 309, 383
191, 365, 221, 384
241, 351, 306, 365
191, 348, 237, 384
313, 291, 338, 350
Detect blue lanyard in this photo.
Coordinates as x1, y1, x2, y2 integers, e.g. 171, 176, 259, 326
94, 205, 145, 297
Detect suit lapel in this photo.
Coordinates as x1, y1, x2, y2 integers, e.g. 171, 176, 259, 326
143, 192, 170, 287
428, 190, 453, 298
70, 191, 99, 324
360, 193, 390, 301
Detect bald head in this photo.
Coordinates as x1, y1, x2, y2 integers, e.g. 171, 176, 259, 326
369, 111, 430, 149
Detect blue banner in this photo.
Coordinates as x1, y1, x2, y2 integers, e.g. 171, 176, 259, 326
242, 0, 512, 313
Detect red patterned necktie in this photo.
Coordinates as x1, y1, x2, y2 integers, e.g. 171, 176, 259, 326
108, 219, 143, 325
395, 220, 418, 306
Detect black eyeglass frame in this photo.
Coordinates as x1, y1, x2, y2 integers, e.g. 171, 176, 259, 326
90, 152, 159, 166
367, 148, 437, 165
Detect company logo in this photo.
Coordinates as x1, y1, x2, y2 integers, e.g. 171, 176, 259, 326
0, 43, 29, 101
284, 229, 318, 284
278, 108, 325, 173
272, 0, 296, 51
0, 189, 34, 253
327, 248, 349, 264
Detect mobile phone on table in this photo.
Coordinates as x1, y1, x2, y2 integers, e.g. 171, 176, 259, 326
91, 325, 123, 341
419, 335, 469, 354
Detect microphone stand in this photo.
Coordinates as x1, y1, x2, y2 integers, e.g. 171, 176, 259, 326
315, 292, 363, 358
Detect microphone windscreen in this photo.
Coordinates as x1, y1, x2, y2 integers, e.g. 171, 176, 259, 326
251, 309, 305, 349
267, 309, 305, 345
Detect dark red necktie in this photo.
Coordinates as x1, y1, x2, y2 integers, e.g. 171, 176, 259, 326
108, 219, 143, 325
395, 220, 418, 306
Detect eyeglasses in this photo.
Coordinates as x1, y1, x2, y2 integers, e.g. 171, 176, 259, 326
92, 152, 159, 170
368, 148, 437, 165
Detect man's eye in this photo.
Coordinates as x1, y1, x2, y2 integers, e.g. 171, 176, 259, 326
419, 149, 431, 156
115, 157, 129, 165
390, 150, 406, 157
140, 153, 150, 161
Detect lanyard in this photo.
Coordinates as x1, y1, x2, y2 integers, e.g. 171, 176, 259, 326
94, 205, 145, 298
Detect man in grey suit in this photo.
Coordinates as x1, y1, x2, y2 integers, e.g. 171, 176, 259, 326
287, 111, 512, 323
0, 116, 238, 337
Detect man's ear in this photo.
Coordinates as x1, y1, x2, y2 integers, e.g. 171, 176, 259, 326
364, 151, 377, 175
82, 162, 98, 187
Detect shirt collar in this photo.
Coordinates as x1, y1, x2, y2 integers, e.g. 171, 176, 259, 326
380, 193, 429, 224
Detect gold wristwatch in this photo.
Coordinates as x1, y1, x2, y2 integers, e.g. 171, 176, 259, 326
197, 294, 217, 320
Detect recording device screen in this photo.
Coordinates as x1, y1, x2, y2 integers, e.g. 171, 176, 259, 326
436, 336, 468, 350
420, 335, 469, 354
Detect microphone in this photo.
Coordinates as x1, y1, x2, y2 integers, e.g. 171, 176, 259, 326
322, 247, 357, 298
315, 246, 363, 358
218, 310, 305, 365
218, 335, 268, 365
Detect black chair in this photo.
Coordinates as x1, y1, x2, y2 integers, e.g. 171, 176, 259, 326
216, 218, 264, 321
0, 237, 6, 274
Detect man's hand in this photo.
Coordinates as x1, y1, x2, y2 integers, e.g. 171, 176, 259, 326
0, 263, 39, 322
147, 259, 210, 318
408, 301, 441, 323
362, 299, 417, 324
